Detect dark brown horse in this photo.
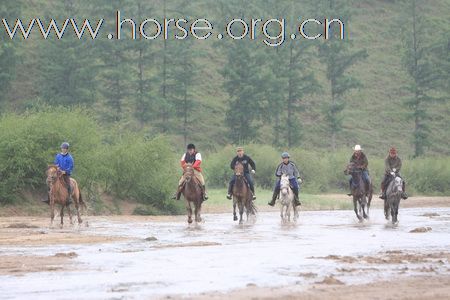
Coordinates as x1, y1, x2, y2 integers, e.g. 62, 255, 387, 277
232, 162, 257, 224
344, 162, 373, 221
181, 163, 203, 224
46, 165, 86, 228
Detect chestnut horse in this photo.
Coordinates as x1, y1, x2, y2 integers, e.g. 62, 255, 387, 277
46, 165, 86, 228
232, 162, 257, 224
181, 163, 203, 224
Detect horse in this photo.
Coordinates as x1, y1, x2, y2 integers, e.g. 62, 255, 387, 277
46, 165, 86, 228
279, 174, 298, 223
181, 163, 203, 224
384, 172, 403, 224
232, 162, 257, 224
344, 162, 373, 221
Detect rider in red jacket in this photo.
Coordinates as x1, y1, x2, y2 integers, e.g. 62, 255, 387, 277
172, 144, 208, 201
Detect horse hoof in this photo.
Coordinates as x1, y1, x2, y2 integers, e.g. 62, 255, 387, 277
233, 216, 238, 221
188, 218, 193, 224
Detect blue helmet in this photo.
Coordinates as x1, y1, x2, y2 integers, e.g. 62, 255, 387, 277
61, 142, 70, 149
281, 152, 290, 159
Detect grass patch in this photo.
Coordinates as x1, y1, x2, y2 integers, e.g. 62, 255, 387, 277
205, 189, 353, 211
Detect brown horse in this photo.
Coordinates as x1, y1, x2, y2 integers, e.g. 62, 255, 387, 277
46, 165, 86, 228
344, 162, 373, 221
181, 163, 203, 224
232, 162, 257, 224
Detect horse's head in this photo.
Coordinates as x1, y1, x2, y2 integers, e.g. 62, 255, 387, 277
46, 165, 60, 185
393, 176, 403, 193
280, 174, 290, 195
344, 162, 356, 175
234, 162, 244, 177
183, 163, 195, 182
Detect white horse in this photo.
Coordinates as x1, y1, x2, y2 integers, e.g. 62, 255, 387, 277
384, 171, 404, 224
279, 174, 298, 223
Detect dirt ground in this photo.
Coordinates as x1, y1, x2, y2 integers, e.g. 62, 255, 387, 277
176, 275, 450, 300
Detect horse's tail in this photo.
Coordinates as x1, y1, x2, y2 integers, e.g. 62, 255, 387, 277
247, 199, 258, 216
79, 191, 87, 211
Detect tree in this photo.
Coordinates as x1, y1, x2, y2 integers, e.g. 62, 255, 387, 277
37, 0, 98, 107
261, 1, 320, 147
90, 0, 133, 122
0, 2, 22, 108
400, 0, 442, 157
316, 0, 367, 150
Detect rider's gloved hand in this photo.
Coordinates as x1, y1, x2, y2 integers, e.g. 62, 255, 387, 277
251, 170, 256, 175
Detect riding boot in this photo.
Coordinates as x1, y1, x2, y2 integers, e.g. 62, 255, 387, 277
171, 183, 184, 200
250, 186, 256, 200
226, 182, 233, 200
66, 186, 73, 205
202, 185, 208, 201
268, 188, 278, 206
347, 182, 352, 196
293, 189, 301, 206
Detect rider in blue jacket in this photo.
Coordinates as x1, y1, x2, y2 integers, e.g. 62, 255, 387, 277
44, 142, 73, 204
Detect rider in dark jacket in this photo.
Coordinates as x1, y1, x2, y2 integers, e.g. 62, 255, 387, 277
226, 147, 256, 200
347, 145, 371, 196
379, 147, 408, 200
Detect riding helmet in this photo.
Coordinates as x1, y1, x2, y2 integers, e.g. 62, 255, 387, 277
281, 152, 290, 158
61, 142, 70, 149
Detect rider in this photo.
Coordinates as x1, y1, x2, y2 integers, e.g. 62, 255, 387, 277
226, 147, 256, 200
379, 147, 408, 200
268, 152, 301, 207
347, 144, 371, 196
45, 142, 73, 204
172, 143, 208, 201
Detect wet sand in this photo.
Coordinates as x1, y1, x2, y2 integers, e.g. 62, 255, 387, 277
0, 198, 449, 299
181, 275, 450, 300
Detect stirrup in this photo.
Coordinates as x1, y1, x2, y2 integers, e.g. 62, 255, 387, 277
226, 194, 232, 200
252, 195, 256, 200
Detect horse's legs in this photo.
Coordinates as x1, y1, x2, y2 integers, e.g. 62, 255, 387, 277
238, 199, 244, 225
384, 199, 390, 220
75, 201, 82, 225
353, 197, 361, 221
195, 201, 202, 223
392, 198, 400, 224
60, 206, 64, 228
395, 198, 400, 223
50, 203, 55, 228
67, 203, 74, 225
280, 203, 284, 221
362, 195, 368, 219
233, 199, 238, 221
185, 201, 193, 224
285, 202, 290, 222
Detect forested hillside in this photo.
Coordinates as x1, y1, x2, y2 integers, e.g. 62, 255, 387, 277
0, 1, 449, 210
1, 0, 449, 155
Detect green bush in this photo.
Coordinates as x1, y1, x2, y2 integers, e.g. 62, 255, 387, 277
100, 135, 178, 208
0, 108, 101, 203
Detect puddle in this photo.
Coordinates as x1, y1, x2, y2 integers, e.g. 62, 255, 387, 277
0, 207, 449, 299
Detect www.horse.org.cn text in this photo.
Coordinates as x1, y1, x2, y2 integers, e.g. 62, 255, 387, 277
1, 11, 345, 47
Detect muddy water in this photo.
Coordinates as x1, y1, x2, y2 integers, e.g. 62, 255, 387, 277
1, 207, 450, 299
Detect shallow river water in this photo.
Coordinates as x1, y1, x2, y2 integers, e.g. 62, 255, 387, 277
1, 207, 449, 299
